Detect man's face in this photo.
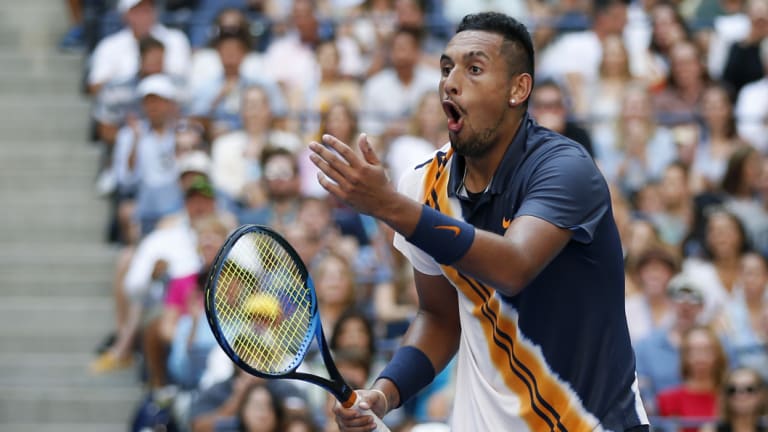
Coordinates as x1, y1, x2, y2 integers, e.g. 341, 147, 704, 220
124, 0, 156, 38
140, 47, 164, 77
142, 94, 175, 126
217, 39, 247, 77
439, 30, 514, 157
530, 86, 566, 133
390, 32, 420, 73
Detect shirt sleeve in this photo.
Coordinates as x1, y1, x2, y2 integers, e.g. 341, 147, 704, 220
515, 144, 609, 244
391, 160, 442, 276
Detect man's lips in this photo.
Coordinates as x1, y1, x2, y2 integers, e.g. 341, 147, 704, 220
442, 99, 464, 133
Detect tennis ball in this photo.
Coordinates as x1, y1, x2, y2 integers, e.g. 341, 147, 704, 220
245, 293, 282, 322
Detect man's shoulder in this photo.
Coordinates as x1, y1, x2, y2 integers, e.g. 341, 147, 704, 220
94, 29, 133, 51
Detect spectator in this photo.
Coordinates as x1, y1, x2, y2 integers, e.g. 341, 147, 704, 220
304, 38, 363, 132
653, 40, 711, 126
625, 247, 680, 343
87, 0, 190, 95
583, 34, 634, 137
683, 209, 750, 322
359, 26, 439, 140
595, 82, 676, 195
724, 252, 768, 380
635, 273, 707, 415
162, 215, 230, 390
187, 27, 287, 139
238, 146, 302, 231
300, 100, 361, 198
236, 382, 285, 432
211, 84, 301, 205
112, 73, 180, 244
701, 367, 768, 432
283, 413, 320, 432
734, 38, 768, 152
632, 2, 690, 89
656, 325, 728, 432
721, 146, 768, 254
329, 308, 377, 367
692, 82, 746, 192
528, 78, 594, 157
722, 0, 768, 96
93, 35, 165, 152
262, 0, 326, 111
90, 176, 217, 379
538, 0, 629, 102
652, 162, 695, 247
350, 0, 397, 75
189, 367, 306, 432
385, 90, 447, 190
312, 251, 357, 339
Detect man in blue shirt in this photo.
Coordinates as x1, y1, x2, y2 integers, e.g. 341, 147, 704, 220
310, 11, 648, 431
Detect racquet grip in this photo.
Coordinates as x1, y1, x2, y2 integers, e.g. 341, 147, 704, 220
348, 391, 391, 432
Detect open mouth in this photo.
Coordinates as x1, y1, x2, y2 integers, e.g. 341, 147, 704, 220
442, 100, 464, 133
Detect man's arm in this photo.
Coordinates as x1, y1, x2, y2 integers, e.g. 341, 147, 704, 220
373, 270, 461, 410
309, 134, 573, 297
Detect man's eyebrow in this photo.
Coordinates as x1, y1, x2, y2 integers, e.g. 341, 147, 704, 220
464, 50, 490, 62
440, 54, 452, 63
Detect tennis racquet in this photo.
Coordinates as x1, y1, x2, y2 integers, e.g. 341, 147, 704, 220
204, 224, 389, 431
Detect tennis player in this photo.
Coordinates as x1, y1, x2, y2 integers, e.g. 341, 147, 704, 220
309, 12, 649, 432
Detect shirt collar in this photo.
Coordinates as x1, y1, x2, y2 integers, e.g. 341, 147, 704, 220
447, 112, 532, 198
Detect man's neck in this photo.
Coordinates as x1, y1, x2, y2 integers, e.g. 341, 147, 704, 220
395, 67, 415, 86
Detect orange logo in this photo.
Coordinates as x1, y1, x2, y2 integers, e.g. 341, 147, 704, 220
434, 225, 461, 237
502, 217, 512, 229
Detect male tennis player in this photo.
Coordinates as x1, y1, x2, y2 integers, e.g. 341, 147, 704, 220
309, 12, 649, 432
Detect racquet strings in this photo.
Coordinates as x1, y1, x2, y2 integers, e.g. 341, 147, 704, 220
212, 231, 314, 375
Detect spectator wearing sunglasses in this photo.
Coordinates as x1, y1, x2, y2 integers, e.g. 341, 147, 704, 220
701, 367, 768, 432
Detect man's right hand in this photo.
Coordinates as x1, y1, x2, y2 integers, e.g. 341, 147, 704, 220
333, 389, 388, 432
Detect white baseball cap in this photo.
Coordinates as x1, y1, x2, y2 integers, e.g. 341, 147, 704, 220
137, 74, 177, 101
118, 0, 147, 13
177, 151, 211, 177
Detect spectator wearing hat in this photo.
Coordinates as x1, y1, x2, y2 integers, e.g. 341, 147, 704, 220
90, 176, 220, 381
634, 273, 708, 415
112, 73, 179, 243
187, 27, 287, 140
87, 0, 190, 95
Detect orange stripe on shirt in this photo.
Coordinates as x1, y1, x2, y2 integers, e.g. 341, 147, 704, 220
420, 149, 597, 432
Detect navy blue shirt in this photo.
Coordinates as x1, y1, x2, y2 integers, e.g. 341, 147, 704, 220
436, 114, 647, 431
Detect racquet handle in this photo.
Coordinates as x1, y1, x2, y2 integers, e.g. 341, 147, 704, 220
349, 392, 391, 432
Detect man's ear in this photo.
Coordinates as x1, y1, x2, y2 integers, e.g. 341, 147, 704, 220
508, 73, 533, 107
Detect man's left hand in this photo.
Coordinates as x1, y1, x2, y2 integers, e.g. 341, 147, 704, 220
309, 133, 396, 218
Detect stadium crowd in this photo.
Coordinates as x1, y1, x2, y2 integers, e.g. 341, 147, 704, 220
63, 0, 768, 430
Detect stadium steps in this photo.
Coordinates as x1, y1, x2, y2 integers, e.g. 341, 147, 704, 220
0, 1, 143, 430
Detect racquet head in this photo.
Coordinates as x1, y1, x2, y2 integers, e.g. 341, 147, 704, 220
204, 224, 317, 378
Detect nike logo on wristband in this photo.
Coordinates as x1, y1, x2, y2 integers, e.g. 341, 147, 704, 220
434, 225, 461, 237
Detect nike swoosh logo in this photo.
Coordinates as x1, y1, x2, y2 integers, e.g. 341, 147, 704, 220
502, 217, 512, 229
434, 225, 461, 237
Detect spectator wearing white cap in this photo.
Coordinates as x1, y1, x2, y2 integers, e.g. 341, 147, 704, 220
112, 74, 179, 243
87, 0, 190, 95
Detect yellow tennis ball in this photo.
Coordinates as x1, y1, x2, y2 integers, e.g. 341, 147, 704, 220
245, 293, 282, 322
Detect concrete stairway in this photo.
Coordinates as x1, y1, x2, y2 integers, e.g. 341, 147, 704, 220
0, 2, 142, 431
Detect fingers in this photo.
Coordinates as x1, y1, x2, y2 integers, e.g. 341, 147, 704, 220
357, 133, 381, 166
334, 403, 378, 432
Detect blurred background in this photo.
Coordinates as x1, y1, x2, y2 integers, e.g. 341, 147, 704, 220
1, 0, 768, 431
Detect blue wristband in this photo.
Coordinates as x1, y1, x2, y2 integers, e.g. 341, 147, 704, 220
377, 346, 435, 407
406, 205, 475, 265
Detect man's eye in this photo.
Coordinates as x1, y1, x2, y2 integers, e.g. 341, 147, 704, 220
470, 66, 482, 74
441, 66, 451, 76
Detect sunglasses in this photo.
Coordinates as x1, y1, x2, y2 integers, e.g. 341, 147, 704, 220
726, 384, 760, 396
